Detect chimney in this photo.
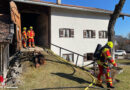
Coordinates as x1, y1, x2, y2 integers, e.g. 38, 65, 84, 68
57, 0, 61, 4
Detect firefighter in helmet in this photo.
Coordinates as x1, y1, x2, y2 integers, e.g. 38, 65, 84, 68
22, 27, 27, 48
96, 41, 117, 88
27, 26, 35, 48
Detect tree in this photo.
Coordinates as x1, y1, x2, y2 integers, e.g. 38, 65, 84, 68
127, 32, 130, 39
108, 0, 126, 41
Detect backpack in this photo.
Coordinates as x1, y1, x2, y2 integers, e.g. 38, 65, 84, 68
94, 44, 102, 60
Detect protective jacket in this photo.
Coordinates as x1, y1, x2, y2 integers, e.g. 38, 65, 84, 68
27, 30, 35, 47
22, 31, 27, 40
27, 30, 35, 39
97, 46, 117, 68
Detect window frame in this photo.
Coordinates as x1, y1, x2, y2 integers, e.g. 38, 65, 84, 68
62, 53, 74, 62
83, 30, 96, 38
99, 31, 108, 39
59, 28, 74, 38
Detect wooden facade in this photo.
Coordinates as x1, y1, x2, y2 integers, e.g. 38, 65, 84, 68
0, 14, 11, 78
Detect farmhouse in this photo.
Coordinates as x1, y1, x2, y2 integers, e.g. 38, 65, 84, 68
0, 0, 130, 77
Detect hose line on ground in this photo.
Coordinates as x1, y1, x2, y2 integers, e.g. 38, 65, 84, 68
47, 49, 96, 90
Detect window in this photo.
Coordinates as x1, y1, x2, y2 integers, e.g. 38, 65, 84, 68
59, 28, 74, 38
84, 53, 94, 61
83, 30, 96, 38
99, 31, 108, 38
62, 54, 74, 62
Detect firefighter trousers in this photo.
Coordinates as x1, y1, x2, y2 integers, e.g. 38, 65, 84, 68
28, 38, 35, 47
22, 40, 27, 48
97, 64, 113, 86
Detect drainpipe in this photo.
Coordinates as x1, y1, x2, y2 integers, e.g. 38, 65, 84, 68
56, 0, 61, 4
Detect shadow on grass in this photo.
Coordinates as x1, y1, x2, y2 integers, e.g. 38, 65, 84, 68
51, 72, 91, 84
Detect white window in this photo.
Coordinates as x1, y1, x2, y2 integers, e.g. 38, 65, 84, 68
83, 30, 96, 38
62, 54, 74, 62
99, 31, 108, 39
59, 28, 74, 38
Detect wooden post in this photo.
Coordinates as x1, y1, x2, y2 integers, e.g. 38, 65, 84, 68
10, 1, 22, 51
0, 44, 2, 72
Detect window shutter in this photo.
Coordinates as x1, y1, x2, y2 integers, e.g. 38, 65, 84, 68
59, 29, 64, 37
71, 29, 74, 37
103, 31, 105, 38
83, 30, 87, 38
92, 30, 96, 38
99, 31, 101, 38
106, 31, 108, 38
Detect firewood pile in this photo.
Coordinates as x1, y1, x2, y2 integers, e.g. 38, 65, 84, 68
6, 50, 45, 86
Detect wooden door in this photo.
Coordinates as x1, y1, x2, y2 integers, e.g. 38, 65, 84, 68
10, 1, 22, 50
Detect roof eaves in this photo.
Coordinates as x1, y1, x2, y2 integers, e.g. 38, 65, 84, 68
13, 0, 113, 15
13, 0, 130, 17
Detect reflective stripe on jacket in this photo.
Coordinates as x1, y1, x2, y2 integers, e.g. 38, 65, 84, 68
98, 48, 117, 67
22, 31, 27, 40
27, 30, 35, 39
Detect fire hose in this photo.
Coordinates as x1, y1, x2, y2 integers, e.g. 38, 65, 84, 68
47, 49, 96, 90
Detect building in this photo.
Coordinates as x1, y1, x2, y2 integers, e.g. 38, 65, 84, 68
0, 0, 130, 70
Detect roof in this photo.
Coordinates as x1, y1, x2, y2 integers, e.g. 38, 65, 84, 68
13, 0, 130, 17
0, 14, 11, 43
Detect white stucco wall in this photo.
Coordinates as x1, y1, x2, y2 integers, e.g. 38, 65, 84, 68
51, 7, 109, 66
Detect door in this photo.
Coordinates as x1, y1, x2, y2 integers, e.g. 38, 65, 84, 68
10, 1, 22, 50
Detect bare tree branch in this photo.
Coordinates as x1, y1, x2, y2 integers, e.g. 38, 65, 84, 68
108, 0, 126, 41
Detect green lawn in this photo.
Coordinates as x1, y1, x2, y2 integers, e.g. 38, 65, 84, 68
114, 59, 130, 90
5, 52, 130, 90
17, 54, 93, 90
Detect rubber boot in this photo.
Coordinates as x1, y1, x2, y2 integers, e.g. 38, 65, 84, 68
96, 80, 104, 88
32, 42, 35, 48
29, 42, 31, 48
107, 83, 115, 89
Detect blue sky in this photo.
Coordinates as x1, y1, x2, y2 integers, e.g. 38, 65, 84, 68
43, 0, 130, 37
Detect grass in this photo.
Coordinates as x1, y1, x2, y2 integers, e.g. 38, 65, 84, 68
114, 59, 130, 90
5, 51, 130, 90
17, 54, 93, 90
116, 59, 130, 65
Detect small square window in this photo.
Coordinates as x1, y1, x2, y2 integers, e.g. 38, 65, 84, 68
99, 31, 108, 39
83, 30, 96, 38
84, 53, 94, 61
59, 28, 74, 38
62, 54, 74, 62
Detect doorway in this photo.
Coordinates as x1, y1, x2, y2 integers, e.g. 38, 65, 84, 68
21, 12, 50, 48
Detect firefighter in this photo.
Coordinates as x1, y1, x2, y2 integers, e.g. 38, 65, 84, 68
27, 26, 35, 48
22, 27, 27, 48
96, 41, 117, 88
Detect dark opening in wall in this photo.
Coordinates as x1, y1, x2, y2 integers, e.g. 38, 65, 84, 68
21, 13, 50, 48
84, 53, 94, 61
